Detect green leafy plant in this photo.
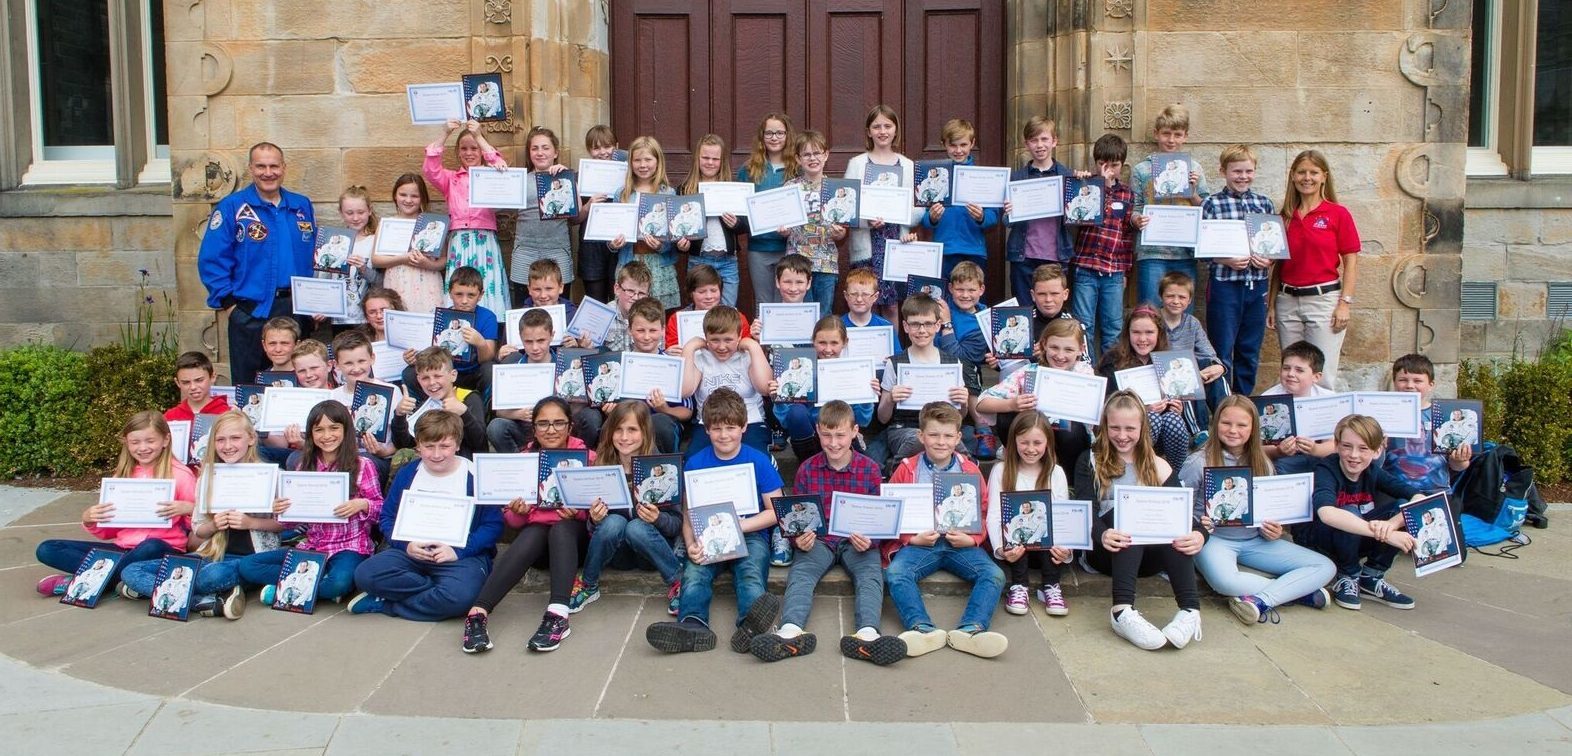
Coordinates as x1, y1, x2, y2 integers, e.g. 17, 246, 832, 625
120, 268, 179, 358
1457, 359, 1505, 442
0, 345, 90, 477
1460, 355, 1572, 484
77, 344, 181, 467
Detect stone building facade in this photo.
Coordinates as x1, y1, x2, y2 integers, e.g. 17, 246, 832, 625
0, 0, 1567, 393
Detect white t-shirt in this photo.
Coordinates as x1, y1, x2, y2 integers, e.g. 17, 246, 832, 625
985, 463, 1069, 556
1261, 382, 1334, 398
693, 347, 764, 424
410, 457, 474, 496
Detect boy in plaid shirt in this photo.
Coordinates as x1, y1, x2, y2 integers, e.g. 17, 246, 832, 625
1200, 145, 1276, 396
1070, 133, 1148, 354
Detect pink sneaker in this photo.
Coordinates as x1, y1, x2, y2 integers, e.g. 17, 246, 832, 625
36, 574, 71, 597
1037, 583, 1068, 617
1004, 584, 1029, 615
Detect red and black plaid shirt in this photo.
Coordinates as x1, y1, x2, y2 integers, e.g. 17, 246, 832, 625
1070, 180, 1138, 275
793, 450, 884, 546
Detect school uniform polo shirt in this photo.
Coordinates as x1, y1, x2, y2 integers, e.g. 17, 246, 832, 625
1282, 201, 1360, 288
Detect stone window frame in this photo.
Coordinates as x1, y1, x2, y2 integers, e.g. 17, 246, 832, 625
1468, 0, 1572, 181
0, 0, 165, 189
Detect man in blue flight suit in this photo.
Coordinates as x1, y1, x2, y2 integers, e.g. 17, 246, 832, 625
198, 142, 317, 384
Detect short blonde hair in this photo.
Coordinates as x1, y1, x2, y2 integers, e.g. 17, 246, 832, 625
949, 260, 985, 285
918, 401, 963, 433
1022, 116, 1057, 142
1335, 415, 1385, 450
941, 118, 976, 146
1154, 104, 1190, 133
1219, 144, 1257, 171
292, 339, 328, 363
702, 305, 742, 336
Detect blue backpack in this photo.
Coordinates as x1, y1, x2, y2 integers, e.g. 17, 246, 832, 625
1455, 443, 1535, 549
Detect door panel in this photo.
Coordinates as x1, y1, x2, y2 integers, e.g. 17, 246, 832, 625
808, 0, 903, 174
711, 1, 807, 171
611, 1, 710, 177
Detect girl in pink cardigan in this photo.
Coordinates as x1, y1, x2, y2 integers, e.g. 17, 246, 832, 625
425, 119, 510, 317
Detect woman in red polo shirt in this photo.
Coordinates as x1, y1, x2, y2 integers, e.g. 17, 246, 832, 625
1267, 150, 1360, 387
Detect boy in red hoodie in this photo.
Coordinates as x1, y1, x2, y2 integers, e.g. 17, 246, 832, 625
883, 402, 1007, 658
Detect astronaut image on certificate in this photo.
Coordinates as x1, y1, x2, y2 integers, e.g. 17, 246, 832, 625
540, 177, 576, 217
915, 164, 950, 204
1064, 183, 1102, 222
65, 556, 115, 604
1207, 475, 1250, 523
822, 185, 858, 224
635, 463, 679, 505
639, 199, 669, 239
588, 358, 622, 404
669, 199, 705, 239
1004, 499, 1050, 549
934, 475, 980, 534
150, 564, 194, 616
778, 499, 823, 538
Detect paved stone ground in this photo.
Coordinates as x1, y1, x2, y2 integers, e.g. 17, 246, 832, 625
4, 489, 1572, 754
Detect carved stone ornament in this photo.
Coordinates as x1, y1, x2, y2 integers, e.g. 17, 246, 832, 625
1106, 0, 1134, 19
1103, 101, 1133, 130
171, 152, 240, 202
486, 55, 514, 74
1105, 45, 1132, 72
485, 0, 511, 24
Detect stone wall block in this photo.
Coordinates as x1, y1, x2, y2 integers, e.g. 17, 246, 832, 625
528, 39, 567, 95
1464, 209, 1539, 246
162, 0, 207, 42
232, 95, 426, 149
1498, 282, 1548, 319
112, 218, 176, 253
1541, 211, 1572, 245
1296, 33, 1407, 88
1144, 33, 1297, 88
1145, 88, 1420, 144
77, 251, 178, 288
0, 218, 111, 252
1145, 1, 1402, 32
1505, 243, 1572, 283
1341, 309, 1392, 365
341, 148, 432, 204
228, 1, 470, 39
341, 40, 469, 94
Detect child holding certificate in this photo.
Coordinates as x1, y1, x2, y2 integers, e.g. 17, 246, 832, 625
424, 119, 509, 317
749, 401, 906, 665
1297, 415, 1425, 612
781, 130, 849, 315
1069, 134, 1145, 354
466, 397, 592, 653
975, 317, 1096, 475
680, 306, 773, 456
611, 136, 680, 309
509, 127, 576, 306
579, 124, 627, 304
645, 389, 785, 655
872, 294, 969, 476
567, 402, 683, 618
884, 403, 1006, 658
238, 402, 384, 605
772, 316, 877, 462
840, 268, 903, 358
1381, 354, 1473, 498
374, 174, 446, 314
1073, 391, 1203, 651
164, 352, 230, 432
350, 411, 503, 623
359, 287, 403, 347
1130, 104, 1207, 308
391, 348, 487, 457
845, 104, 920, 320
1004, 117, 1076, 303
318, 186, 382, 332
1095, 307, 1197, 471
485, 309, 559, 453
986, 413, 1073, 618
736, 113, 796, 305
679, 134, 742, 306
119, 411, 282, 619
666, 264, 749, 356
920, 119, 1000, 276
1181, 396, 1334, 626
35, 412, 197, 598
1262, 341, 1337, 475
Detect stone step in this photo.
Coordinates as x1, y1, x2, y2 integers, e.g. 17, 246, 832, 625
515, 560, 1114, 598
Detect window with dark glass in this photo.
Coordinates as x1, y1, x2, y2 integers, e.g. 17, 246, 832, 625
35, 0, 113, 154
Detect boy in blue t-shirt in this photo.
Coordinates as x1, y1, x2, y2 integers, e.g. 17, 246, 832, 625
920, 119, 999, 277
935, 260, 994, 457
841, 267, 904, 357
1383, 353, 1472, 494
402, 266, 497, 399
646, 388, 784, 654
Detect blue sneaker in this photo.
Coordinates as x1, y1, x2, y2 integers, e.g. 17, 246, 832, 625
567, 577, 600, 614
260, 584, 278, 607
1293, 587, 1330, 610
347, 592, 386, 615
1358, 575, 1415, 610
770, 529, 793, 567
1227, 595, 1279, 625
1330, 576, 1361, 610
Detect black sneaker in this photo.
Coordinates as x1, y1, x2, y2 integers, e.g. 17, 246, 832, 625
193, 595, 220, 618
646, 619, 717, 653
462, 612, 494, 654
729, 593, 782, 653
749, 632, 817, 662
840, 634, 908, 666
528, 612, 571, 652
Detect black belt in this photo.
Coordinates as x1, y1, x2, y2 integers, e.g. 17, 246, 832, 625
1280, 282, 1341, 297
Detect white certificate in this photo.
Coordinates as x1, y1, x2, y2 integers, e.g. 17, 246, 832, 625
99, 478, 176, 528
950, 165, 1010, 208
290, 276, 349, 318
1007, 176, 1065, 221
827, 493, 903, 539
276, 471, 350, 524
685, 464, 762, 516
1032, 369, 1108, 426
505, 304, 567, 348
745, 185, 809, 234
675, 309, 708, 348
896, 363, 962, 411
168, 420, 192, 465
815, 357, 878, 406
374, 218, 417, 256
1194, 219, 1250, 259
1052, 499, 1094, 550
406, 82, 466, 125
202, 463, 279, 515
618, 352, 684, 400
845, 325, 895, 368
583, 202, 639, 242
1292, 394, 1357, 441
257, 387, 334, 433
1140, 205, 1204, 248
880, 241, 944, 283
859, 185, 914, 226
385, 310, 436, 351
474, 452, 539, 504
370, 341, 407, 383
883, 483, 935, 534
491, 362, 556, 411
391, 491, 475, 548
1114, 365, 1163, 405
564, 296, 618, 347
1353, 391, 1424, 439
1250, 473, 1314, 526
554, 465, 633, 510
758, 302, 820, 345
468, 168, 531, 209
406, 397, 443, 432
577, 158, 628, 197
698, 181, 755, 216
1112, 485, 1194, 545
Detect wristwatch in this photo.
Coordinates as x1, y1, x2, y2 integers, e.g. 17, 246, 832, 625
1340, 295, 1354, 304
940, 321, 953, 331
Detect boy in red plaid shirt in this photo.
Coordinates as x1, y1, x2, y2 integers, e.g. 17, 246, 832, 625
1070, 133, 1148, 355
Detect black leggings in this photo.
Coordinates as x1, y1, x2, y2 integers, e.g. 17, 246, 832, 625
998, 552, 1064, 587
473, 519, 586, 611
1087, 538, 1200, 611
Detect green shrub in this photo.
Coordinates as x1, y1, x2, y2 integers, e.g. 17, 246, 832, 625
1457, 359, 1505, 442
1462, 357, 1572, 485
77, 344, 180, 467
0, 345, 90, 477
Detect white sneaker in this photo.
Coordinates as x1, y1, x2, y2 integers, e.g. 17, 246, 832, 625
946, 628, 1008, 658
1162, 608, 1203, 649
1109, 607, 1167, 650
898, 627, 949, 657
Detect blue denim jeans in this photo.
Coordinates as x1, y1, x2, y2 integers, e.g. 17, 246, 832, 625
36, 538, 180, 589
1206, 277, 1269, 395
237, 549, 366, 603
120, 553, 246, 599
677, 530, 769, 627
810, 272, 838, 317
782, 539, 884, 631
698, 253, 741, 308
583, 513, 681, 586
884, 541, 1005, 631
1194, 533, 1336, 607
775, 403, 817, 441
1293, 502, 1402, 579
1135, 258, 1197, 311
1071, 268, 1126, 356
352, 549, 491, 621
